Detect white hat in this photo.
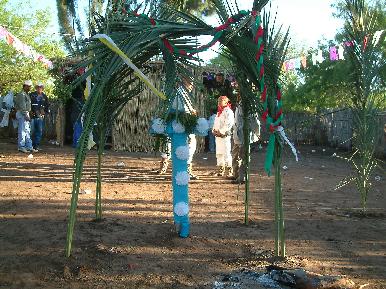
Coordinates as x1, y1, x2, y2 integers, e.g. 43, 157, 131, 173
24, 80, 33, 86
36, 82, 44, 87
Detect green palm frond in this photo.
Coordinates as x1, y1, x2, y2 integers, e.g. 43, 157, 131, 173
338, 0, 384, 212
253, 0, 270, 12
263, 8, 291, 83
66, 0, 282, 256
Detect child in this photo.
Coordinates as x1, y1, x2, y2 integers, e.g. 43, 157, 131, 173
212, 95, 234, 177
158, 80, 198, 179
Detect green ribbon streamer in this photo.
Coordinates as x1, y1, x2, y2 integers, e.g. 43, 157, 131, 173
260, 74, 265, 92
263, 98, 267, 111
255, 16, 261, 28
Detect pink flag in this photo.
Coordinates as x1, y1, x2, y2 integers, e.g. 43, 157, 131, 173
0, 26, 7, 37
5, 33, 14, 45
287, 59, 295, 70
329, 46, 338, 61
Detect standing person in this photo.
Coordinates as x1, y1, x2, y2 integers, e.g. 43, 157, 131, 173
157, 138, 171, 174
14, 80, 36, 153
158, 135, 198, 179
204, 72, 234, 115
157, 80, 199, 180
212, 95, 234, 177
232, 95, 261, 184
207, 108, 216, 152
30, 82, 49, 150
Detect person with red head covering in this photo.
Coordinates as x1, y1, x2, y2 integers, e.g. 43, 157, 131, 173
212, 95, 234, 177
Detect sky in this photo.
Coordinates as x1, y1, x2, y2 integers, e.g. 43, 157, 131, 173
9, 0, 344, 62
199, 0, 344, 61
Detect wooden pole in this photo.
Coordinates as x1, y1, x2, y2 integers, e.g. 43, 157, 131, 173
274, 138, 285, 257
95, 126, 106, 221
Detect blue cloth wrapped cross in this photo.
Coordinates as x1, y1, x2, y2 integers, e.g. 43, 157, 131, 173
149, 89, 209, 237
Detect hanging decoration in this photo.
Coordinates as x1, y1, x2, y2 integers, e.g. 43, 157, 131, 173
0, 25, 53, 69
338, 45, 345, 60
329, 46, 339, 61
127, 9, 250, 58
281, 29, 384, 72
263, 83, 283, 176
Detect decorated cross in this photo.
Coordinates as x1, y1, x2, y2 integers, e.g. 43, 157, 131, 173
64, 0, 298, 258
150, 88, 209, 238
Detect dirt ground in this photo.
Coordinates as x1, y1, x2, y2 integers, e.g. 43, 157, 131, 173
0, 140, 385, 289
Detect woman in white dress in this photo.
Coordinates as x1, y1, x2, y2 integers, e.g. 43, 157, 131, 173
212, 95, 234, 177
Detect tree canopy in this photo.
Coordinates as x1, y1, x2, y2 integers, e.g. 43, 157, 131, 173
56, 0, 216, 53
0, 0, 66, 97
281, 0, 385, 112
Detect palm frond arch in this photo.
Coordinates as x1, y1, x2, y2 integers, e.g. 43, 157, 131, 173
65, 0, 291, 258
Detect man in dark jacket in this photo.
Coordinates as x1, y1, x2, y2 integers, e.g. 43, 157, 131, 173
30, 82, 49, 150
205, 72, 235, 114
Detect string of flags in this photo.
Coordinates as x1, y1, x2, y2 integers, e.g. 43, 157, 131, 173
282, 30, 384, 72
0, 25, 53, 69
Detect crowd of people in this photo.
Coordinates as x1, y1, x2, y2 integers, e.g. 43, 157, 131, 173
1, 80, 50, 153
1, 73, 261, 184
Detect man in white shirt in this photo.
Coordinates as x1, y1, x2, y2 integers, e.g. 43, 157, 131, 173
232, 97, 261, 184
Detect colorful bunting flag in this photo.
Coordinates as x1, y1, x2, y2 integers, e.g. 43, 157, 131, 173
338, 45, 345, 60
277, 30, 382, 72
329, 46, 339, 61
0, 25, 53, 69
312, 49, 324, 65
294, 58, 301, 69
300, 55, 307, 68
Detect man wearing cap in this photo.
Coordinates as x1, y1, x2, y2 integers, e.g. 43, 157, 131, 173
30, 82, 50, 150
14, 80, 37, 153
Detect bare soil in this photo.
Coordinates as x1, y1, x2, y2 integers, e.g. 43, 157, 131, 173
0, 141, 385, 289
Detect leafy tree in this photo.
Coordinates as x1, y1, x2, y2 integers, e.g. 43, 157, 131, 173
283, 44, 352, 112
56, 0, 216, 52
208, 51, 233, 70
0, 0, 66, 97
282, 0, 385, 112
165, 0, 215, 15
335, 0, 385, 212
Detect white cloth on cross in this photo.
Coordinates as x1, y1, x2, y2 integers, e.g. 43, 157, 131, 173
171, 86, 195, 114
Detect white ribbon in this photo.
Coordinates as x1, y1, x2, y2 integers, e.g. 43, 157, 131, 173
276, 126, 298, 162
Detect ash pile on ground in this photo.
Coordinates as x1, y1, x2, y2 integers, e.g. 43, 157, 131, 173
212, 266, 356, 289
